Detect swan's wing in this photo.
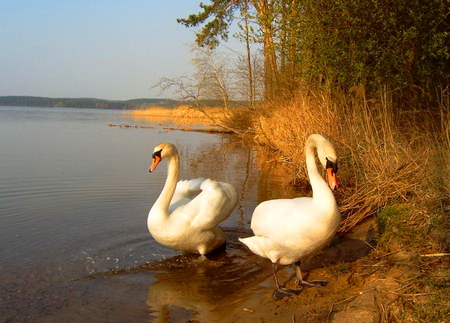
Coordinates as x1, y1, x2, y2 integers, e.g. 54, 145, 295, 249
196, 179, 238, 226
169, 178, 206, 212
250, 197, 317, 239
171, 179, 238, 230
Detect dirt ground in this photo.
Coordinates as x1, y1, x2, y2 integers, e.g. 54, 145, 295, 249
223, 219, 392, 323
223, 216, 449, 323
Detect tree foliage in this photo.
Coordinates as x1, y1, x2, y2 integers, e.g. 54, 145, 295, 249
179, 0, 450, 106
297, 0, 450, 92
177, 0, 241, 48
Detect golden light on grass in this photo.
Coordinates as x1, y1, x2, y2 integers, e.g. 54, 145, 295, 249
127, 91, 450, 320
249, 85, 450, 233
127, 105, 233, 126
126, 89, 450, 235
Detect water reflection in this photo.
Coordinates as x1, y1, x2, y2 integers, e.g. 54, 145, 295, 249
141, 140, 307, 321
0, 107, 310, 322
146, 231, 271, 322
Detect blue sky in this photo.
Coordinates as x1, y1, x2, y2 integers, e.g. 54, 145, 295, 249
0, 1, 240, 100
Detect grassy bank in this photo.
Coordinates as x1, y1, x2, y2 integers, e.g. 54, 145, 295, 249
130, 92, 449, 320
248, 87, 449, 231
129, 105, 247, 130
244, 86, 450, 321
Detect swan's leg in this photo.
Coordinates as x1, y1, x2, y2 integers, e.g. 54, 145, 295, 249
192, 241, 226, 264
190, 254, 211, 266
294, 261, 328, 287
271, 263, 302, 300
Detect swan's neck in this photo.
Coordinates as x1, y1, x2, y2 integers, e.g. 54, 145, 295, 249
305, 141, 333, 201
153, 153, 179, 217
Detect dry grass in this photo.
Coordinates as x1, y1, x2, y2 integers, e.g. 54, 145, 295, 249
131, 91, 450, 236
248, 85, 450, 233
336, 99, 435, 232
128, 105, 249, 132
253, 90, 340, 179
171, 105, 230, 126
129, 106, 174, 118
244, 86, 450, 320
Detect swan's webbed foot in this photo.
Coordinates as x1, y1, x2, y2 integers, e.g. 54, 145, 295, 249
295, 279, 328, 288
271, 263, 304, 300
189, 254, 207, 265
293, 261, 328, 288
272, 286, 303, 301
191, 254, 225, 268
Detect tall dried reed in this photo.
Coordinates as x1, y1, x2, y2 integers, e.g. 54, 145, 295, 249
171, 105, 230, 126
129, 105, 248, 131
254, 90, 340, 180
250, 85, 450, 232
129, 106, 173, 118
173, 105, 253, 133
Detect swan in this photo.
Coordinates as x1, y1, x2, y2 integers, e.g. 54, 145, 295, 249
239, 134, 340, 299
148, 142, 238, 257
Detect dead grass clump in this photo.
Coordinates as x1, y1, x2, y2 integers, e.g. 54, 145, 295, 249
171, 105, 227, 125
253, 90, 341, 180
172, 105, 253, 134
338, 143, 428, 232
250, 85, 448, 234
129, 106, 173, 118
337, 85, 450, 232
127, 105, 247, 132
337, 115, 433, 232
220, 107, 254, 133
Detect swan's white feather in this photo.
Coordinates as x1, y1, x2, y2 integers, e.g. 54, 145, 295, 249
168, 178, 206, 213
148, 143, 238, 256
239, 134, 341, 266
169, 179, 237, 230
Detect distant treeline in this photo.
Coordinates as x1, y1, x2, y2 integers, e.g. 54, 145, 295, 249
0, 96, 179, 110
0, 96, 249, 109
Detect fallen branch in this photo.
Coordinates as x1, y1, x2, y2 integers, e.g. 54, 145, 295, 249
162, 126, 234, 134
420, 253, 450, 257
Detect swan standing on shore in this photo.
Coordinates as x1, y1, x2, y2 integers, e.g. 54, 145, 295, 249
148, 142, 238, 257
239, 134, 341, 299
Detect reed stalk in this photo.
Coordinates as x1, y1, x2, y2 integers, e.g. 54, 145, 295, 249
249, 85, 450, 233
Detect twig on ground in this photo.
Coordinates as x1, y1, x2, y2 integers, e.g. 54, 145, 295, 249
420, 253, 450, 257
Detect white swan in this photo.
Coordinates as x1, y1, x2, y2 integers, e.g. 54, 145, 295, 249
148, 142, 238, 257
239, 134, 340, 299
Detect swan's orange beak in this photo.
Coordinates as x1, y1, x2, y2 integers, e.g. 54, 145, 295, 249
326, 167, 339, 190
149, 155, 161, 172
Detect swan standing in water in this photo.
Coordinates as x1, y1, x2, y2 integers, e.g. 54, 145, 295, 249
239, 134, 340, 299
148, 142, 238, 257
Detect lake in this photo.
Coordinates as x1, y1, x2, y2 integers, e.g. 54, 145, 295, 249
0, 106, 302, 322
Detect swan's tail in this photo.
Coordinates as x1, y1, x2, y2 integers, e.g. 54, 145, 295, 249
239, 236, 278, 263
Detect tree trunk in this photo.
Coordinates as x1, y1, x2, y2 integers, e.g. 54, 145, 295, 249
243, 0, 255, 106
251, 0, 278, 100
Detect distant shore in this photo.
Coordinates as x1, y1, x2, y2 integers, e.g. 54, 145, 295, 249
0, 95, 179, 110
0, 95, 246, 110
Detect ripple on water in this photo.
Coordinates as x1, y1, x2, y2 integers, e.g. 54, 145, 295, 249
76, 228, 274, 322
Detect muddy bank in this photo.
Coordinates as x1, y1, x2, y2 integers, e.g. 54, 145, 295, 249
140, 214, 448, 323
139, 220, 377, 322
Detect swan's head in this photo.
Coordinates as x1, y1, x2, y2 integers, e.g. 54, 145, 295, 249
325, 157, 339, 190
311, 134, 339, 190
149, 142, 177, 172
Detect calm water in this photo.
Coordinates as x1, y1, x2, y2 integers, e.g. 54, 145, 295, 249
0, 107, 301, 322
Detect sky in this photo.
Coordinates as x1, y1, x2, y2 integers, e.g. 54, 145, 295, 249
0, 0, 242, 100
